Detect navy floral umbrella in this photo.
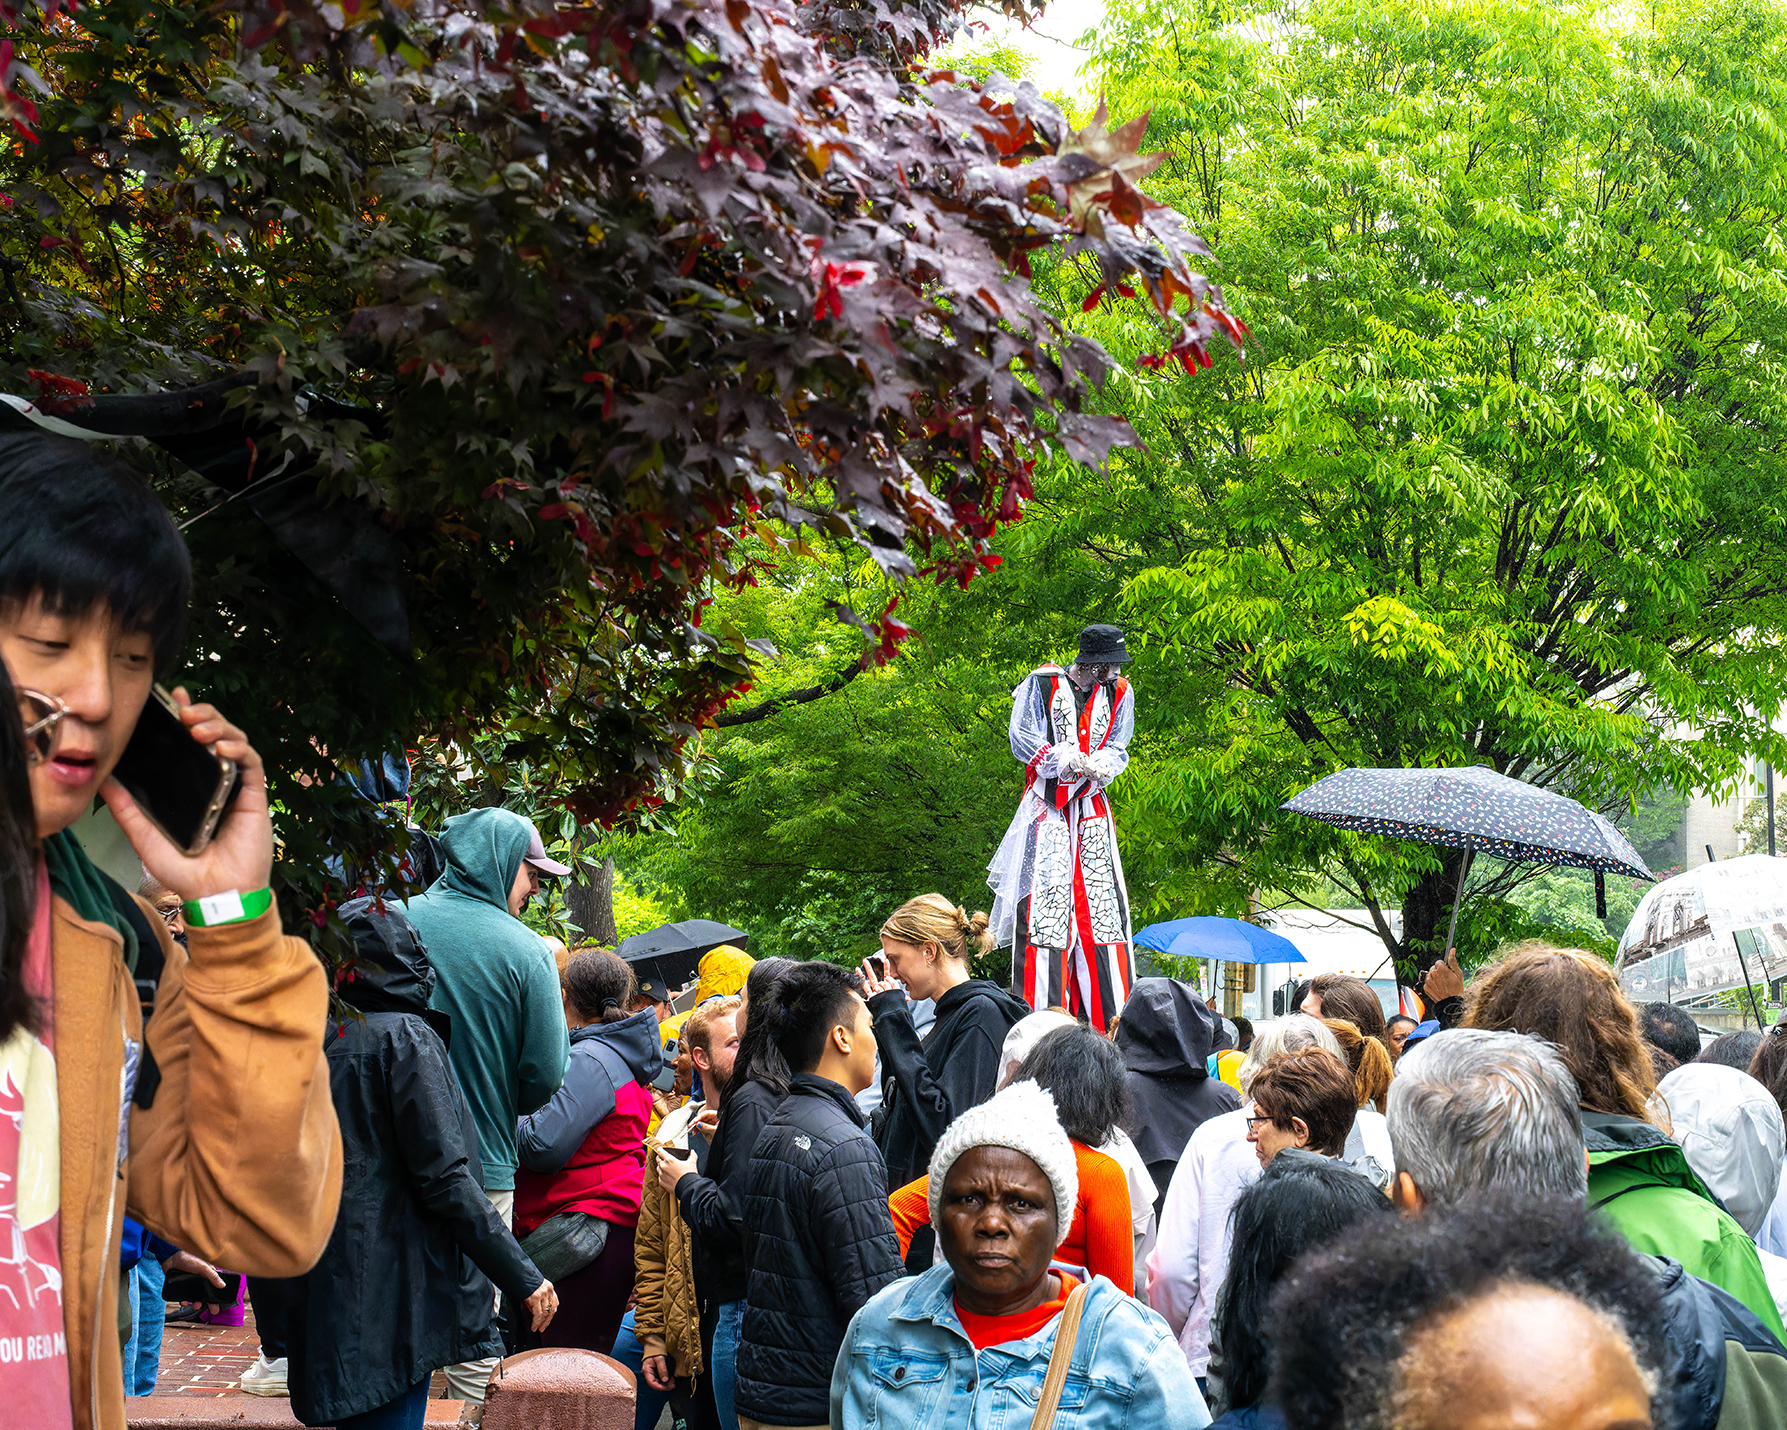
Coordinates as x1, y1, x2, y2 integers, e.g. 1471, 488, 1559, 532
1281, 766, 1655, 959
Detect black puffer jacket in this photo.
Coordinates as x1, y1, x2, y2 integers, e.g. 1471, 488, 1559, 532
734, 1074, 905, 1426
288, 899, 544, 1426
870, 978, 1030, 1189
675, 1077, 784, 1314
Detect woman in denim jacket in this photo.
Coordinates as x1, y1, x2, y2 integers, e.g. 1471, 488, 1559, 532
831, 1081, 1210, 1430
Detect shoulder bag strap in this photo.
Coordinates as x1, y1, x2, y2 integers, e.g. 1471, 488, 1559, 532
1028, 1281, 1092, 1430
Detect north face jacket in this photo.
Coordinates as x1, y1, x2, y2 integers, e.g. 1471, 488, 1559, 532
1585, 1109, 1787, 1340
735, 1073, 905, 1425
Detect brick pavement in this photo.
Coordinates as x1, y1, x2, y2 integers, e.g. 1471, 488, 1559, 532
149, 1306, 452, 1402
153, 1309, 263, 1397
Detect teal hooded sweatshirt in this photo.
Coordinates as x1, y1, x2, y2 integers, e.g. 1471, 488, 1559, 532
406, 807, 569, 1191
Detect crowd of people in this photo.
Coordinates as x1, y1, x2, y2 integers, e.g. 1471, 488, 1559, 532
18, 427, 1787, 1430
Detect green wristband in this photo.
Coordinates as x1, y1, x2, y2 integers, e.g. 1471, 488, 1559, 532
183, 888, 274, 928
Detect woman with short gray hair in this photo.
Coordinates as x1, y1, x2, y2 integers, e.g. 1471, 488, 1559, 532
1146, 1015, 1396, 1386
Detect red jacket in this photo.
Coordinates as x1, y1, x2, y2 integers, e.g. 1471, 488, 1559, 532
513, 1011, 660, 1234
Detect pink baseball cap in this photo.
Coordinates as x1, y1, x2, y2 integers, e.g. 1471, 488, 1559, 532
522, 823, 572, 877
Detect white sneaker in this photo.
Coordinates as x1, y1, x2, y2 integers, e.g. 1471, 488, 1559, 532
240, 1353, 288, 1397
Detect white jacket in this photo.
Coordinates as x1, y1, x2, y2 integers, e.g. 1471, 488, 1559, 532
1145, 1104, 1393, 1375
1659, 1063, 1785, 1236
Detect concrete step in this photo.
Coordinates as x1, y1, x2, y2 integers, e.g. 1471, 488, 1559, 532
126, 1396, 468, 1428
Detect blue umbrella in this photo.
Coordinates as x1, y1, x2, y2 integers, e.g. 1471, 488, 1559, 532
1135, 916, 1307, 965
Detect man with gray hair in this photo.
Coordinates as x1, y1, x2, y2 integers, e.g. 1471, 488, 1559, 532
1387, 1027, 1588, 1212
1388, 1029, 1787, 1430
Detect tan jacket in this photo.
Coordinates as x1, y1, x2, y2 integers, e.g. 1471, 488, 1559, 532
55, 894, 343, 1430
636, 1112, 702, 1378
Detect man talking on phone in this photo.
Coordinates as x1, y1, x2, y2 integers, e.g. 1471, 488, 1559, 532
0, 430, 343, 1430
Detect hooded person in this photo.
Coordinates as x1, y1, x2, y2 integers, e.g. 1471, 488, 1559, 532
663, 945, 756, 1042
662, 943, 755, 1098
514, 950, 663, 1359
405, 808, 571, 1193
1660, 1063, 1787, 1319
287, 898, 555, 1430
403, 806, 570, 1402
1661, 1064, 1787, 1239
1117, 979, 1243, 1213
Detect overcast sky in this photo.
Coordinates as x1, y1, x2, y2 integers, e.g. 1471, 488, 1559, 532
975, 0, 1109, 99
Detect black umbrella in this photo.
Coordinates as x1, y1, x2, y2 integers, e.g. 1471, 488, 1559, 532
1281, 766, 1654, 961
616, 918, 749, 1000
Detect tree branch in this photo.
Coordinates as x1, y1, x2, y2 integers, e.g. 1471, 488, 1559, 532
713, 658, 867, 727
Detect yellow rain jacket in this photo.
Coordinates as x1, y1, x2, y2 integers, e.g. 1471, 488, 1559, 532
662, 945, 754, 1043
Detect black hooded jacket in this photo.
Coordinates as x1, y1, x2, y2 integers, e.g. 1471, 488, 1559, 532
868, 977, 1031, 1189
287, 898, 544, 1426
1116, 977, 1241, 1211
515, 1008, 662, 1192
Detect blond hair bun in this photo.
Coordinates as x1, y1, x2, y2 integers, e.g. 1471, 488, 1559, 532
882, 894, 993, 964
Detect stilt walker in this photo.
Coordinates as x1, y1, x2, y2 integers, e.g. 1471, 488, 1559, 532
989, 624, 1136, 1027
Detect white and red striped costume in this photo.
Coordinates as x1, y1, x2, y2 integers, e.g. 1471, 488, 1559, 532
988, 664, 1136, 1027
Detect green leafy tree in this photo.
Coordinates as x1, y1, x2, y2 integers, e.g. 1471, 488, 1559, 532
617, 542, 1023, 967
1067, 0, 1787, 980
617, 427, 1242, 964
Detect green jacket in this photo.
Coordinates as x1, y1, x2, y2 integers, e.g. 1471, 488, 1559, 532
1584, 1110, 1787, 1343
406, 808, 569, 1190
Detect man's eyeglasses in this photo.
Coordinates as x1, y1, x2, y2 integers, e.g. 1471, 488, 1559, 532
19, 688, 68, 767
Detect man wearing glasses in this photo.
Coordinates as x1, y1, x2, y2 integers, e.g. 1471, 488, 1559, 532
0, 427, 341, 1430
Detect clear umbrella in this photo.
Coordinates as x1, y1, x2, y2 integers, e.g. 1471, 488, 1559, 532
1616, 855, 1787, 1025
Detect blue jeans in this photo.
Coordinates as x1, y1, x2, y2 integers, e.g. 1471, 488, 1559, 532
710, 1300, 745, 1430
122, 1258, 166, 1396
335, 1376, 430, 1430
611, 1310, 673, 1430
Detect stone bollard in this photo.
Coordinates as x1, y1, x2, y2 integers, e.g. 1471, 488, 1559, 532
481, 1347, 636, 1430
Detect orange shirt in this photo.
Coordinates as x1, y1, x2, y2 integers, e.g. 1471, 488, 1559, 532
888, 1141, 1135, 1295
954, 1272, 1080, 1350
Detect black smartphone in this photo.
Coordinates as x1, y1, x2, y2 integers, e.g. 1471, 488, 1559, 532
111, 686, 242, 856
868, 952, 888, 978
162, 1269, 243, 1305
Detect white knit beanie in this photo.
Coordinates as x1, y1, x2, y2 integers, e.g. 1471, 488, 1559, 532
926, 1080, 1078, 1246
